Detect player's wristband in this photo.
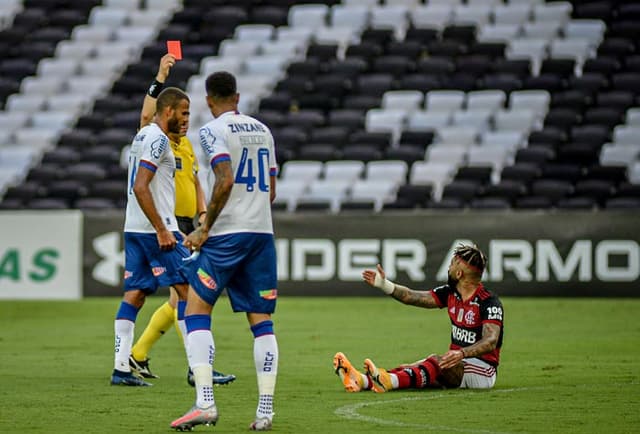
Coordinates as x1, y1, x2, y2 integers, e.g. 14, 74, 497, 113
147, 79, 164, 98
373, 272, 395, 295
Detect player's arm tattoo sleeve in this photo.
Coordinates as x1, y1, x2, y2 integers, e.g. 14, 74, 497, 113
463, 323, 501, 358
391, 285, 440, 309
202, 160, 233, 231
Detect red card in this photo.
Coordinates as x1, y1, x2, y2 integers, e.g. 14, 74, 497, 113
167, 40, 182, 60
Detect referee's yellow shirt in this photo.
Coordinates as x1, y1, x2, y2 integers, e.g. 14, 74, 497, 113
171, 136, 199, 218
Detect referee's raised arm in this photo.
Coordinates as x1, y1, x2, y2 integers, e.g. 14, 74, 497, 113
139, 53, 176, 129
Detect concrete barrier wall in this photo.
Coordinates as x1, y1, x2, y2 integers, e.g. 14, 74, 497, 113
81, 210, 640, 297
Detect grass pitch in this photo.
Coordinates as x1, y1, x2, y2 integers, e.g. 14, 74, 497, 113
0, 296, 638, 433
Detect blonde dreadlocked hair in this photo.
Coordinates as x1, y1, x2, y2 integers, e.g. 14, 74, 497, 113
453, 244, 487, 278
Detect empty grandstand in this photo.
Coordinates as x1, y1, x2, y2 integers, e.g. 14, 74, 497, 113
0, 0, 639, 212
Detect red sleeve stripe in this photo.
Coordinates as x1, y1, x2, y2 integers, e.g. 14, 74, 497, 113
482, 319, 502, 326
428, 290, 444, 308
139, 160, 157, 172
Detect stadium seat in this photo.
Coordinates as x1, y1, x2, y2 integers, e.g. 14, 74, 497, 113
3, 0, 638, 213
346, 179, 399, 212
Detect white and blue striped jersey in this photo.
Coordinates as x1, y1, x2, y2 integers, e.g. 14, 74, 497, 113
199, 111, 277, 236
124, 123, 179, 233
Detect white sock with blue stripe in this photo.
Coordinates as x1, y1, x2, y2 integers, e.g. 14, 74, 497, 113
251, 320, 278, 420
114, 301, 139, 372
186, 314, 215, 409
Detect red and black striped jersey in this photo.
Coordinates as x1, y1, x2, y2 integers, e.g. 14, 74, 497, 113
430, 283, 504, 367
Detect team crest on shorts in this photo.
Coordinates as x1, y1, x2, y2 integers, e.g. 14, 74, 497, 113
259, 289, 277, 300
152, 266, 166, 276
197, 268, 217, 290
123, 270, 133, 279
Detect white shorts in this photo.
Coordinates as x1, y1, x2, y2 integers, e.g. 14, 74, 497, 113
459, 358, 497, 389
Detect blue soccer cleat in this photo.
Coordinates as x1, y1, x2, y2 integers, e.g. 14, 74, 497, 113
111, 369, 152, 386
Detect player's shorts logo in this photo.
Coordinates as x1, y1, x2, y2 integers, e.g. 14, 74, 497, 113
123, 270, 133, 279
259, 289, 277, 300
152, 266, 166, 277
197, 268, 217, 290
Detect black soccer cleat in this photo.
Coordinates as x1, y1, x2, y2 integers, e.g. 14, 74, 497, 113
129, 356, 159, 379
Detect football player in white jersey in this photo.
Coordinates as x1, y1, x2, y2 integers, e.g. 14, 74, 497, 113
170, 72, 279, 431
111, 87, 191, 387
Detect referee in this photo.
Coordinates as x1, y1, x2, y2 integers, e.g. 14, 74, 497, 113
128, 54, 235, 386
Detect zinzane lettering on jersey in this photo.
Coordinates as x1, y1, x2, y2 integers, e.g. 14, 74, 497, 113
452, 324, 477, 344
150, 136, 168, 159
229, 122, 265, 133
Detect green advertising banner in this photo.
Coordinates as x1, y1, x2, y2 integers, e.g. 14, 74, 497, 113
0, 210, 83, 300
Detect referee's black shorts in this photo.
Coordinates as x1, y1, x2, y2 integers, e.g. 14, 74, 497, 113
176, 216, 195, 234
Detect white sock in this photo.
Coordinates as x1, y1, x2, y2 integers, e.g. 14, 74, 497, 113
187, 330, 215, 408
390, 373, 399, 389
177, 318, 188, 354
254, 334, 278, 419
114, 319, 134, 372
361, 374, 370, 389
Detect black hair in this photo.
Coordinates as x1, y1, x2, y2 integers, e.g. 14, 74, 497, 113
205, 71, 237, 99
156, 87, 189, 113
454, 244, 487, 275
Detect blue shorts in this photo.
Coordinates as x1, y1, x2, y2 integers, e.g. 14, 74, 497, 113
185, 232, 277, 313
123, 232, 190, 293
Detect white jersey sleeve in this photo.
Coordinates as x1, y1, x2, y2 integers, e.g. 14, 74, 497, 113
124, 123, 179, 233
199, 111, 276, 236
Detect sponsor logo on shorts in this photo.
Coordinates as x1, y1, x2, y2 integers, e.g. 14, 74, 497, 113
152, 267, 166, 276
123, 270, 133, 279
197, 268, 217, 290
259, 289, 277, 300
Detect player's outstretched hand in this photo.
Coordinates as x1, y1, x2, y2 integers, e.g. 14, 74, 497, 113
362, 264, 395, 295
362, 264, 385, 286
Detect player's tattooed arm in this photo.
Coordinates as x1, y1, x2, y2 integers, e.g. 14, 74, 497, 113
461, 323, 501, 358
201, 160, 233, 232
391, 285, 440, 309
184, 159, 234, 250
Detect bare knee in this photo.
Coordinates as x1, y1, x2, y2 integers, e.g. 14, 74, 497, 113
123, 289, 146, 308
247, 312, 271, 327
438, 363, 464, 388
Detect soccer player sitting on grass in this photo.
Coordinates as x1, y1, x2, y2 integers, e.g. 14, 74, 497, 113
334, 244, 504, 392
128, 54, 235, 386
